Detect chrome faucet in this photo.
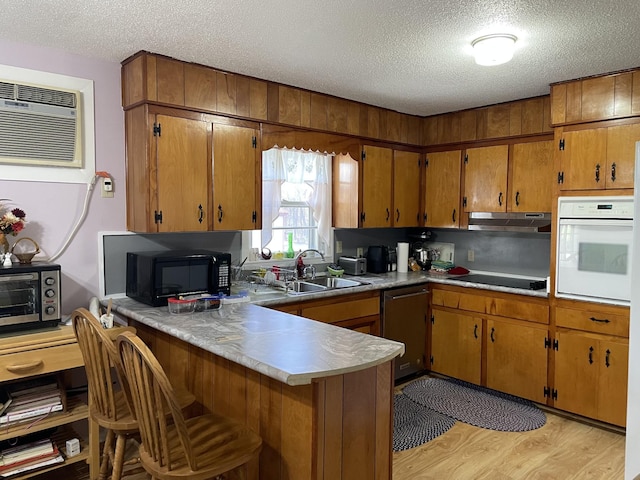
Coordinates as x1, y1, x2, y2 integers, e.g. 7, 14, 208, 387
293, 249, 325, 279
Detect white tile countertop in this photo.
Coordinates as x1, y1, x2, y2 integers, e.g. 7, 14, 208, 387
109, 297, 405, 386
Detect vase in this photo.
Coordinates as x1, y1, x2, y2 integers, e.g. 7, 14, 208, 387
0, 234, 10, 266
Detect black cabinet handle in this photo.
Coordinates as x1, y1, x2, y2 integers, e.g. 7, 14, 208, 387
595, 164, 600, 183
611, 162, 616, 182
605, 349, 611, 368
452, 209, 456, 224
498, 192, 503, 206
217, 204, 223, 223
386, 208, 390, 222
515, 191, 520, 206
588, 346, 594, 364
490, 327, 495, 343
198, 204, 204, 224
360, 212, 366, 223
396, 208, 400, 222
473, 324, 478, 339
589, 316, 611, 324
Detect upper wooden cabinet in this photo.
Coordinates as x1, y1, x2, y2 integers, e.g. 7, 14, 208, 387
550, 69, 640, 126
463, 140, 554, 213
333, 146, 421, 229
556, 122, 640, 191
211, 122, 261, 230
424, 150, 462, 228
392, 150, 421, 227
463, 145, 509, 212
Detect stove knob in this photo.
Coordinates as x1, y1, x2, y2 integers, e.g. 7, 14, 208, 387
45, 306, 56, 315
44, 289, 56, 298
44, 277, 56, 285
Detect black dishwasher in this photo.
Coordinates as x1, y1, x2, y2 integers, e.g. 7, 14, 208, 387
382, 285, 429, 381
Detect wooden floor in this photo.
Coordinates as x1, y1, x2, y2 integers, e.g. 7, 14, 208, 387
394, 411, 625, 480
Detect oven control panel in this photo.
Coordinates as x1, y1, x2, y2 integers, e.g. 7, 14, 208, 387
558, 196, 633, 219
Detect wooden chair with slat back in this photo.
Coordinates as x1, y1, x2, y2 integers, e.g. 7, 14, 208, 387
71, 308, 195, 480
116, 330, 263, 480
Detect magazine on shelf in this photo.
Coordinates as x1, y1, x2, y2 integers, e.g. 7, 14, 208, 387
0, 439, 56, 467
0, 450, 63, 478
0, 403, 63, 425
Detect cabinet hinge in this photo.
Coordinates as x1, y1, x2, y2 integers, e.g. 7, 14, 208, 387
557, 171, 564, 184
553, 339, 559, 351
154, 210, 163, 224
544, 386, 551, 398
424, 212, 428, 222
552, 389, 558, 400
430, 355, 434, 365
252, 211, 257, 223
361, 150, 366, 161
463, 197, 467, 208
153, 123, 161, 136
360, 212, 365, 223
464, 154, 468, 164
425, 157, 429, 167
252, 136, 257, 148
544, 337, 551, 349
559, 138, 565, 151
430, 314, 434, 324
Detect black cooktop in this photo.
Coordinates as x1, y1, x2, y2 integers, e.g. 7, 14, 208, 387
454, 274, 547, 291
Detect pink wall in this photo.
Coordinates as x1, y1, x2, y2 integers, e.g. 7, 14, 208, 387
0, 39, 126, 315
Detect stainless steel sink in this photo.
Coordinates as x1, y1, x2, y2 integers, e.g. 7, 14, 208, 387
285, 276, 367, 295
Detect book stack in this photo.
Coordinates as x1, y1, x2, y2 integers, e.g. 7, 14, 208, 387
0, 379, 63, 427
0, 439, 64, 477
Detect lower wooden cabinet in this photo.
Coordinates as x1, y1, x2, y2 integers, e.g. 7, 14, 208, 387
430, 285, 549, 403
553, 301, 629, 427
271, 291, 381, 335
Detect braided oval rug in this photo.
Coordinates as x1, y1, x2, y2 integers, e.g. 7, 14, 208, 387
393, 393, 456, 452
403, 377, 546, 432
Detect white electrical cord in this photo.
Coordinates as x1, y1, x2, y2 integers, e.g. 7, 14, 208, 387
46, 174, 100, 262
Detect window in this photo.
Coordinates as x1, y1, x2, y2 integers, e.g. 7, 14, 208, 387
247, 147, 332, 262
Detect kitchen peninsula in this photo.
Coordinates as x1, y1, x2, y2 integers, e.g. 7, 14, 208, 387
110, 298, 404, 480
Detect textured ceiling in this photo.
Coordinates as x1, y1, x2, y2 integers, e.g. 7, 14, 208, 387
1, 1, 639, 116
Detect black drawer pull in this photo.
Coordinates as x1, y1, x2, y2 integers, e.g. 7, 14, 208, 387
589, 316, 610, 324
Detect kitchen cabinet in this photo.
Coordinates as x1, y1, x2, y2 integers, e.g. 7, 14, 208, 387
333, 146, 420, 229
392, 150, 421, 227
211, 122, 261, 230
423, 150, 462, 228
0, 327, 95, 479
430, 308, 482, 385
464, 140, 554, 213
430, 285, 549, 403
125, 106, 261, 232
556, 123, 640, 191
553, 302, 629, 427
273, 291, 381, 335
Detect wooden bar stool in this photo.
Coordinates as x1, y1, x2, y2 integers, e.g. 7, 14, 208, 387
116, 330, 262, 480
71, 308, 195, 480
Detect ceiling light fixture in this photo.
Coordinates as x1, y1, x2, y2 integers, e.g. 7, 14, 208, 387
471, 34, 517, 66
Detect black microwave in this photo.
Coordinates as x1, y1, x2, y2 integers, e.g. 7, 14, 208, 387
126, 250, 231, 307
0, 262, 61, 333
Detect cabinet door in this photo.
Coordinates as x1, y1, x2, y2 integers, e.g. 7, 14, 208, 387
424, 150, 461, 228
559, 128, 607, 191
485, 319, 548, 403
596, 338, 628, 426
361, 145, 393, 227
430, 308, 481, 385
464, 145, 508, 212
156, 115, 209, 232
605, 123, 640, 189
392, 150, 421, 227
509, 140, 554, 212
212, 123, 260, 230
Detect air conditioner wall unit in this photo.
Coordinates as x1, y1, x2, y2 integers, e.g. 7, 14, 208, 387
0, 80, 83, 168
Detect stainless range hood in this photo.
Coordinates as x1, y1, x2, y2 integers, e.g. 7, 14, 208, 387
468, 212, 552, 232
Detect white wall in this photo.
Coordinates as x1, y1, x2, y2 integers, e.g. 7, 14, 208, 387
0, 39, 126, 314
625, 147, 640, 479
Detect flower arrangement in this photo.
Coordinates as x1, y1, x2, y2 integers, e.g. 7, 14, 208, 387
0, 200, 26, 237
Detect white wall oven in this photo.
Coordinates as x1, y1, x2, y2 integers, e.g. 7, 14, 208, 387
556, 196, 633, 306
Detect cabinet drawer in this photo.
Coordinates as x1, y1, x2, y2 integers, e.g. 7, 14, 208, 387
301, 297, 379, 323
555, 306, 629, 337
431, 289, 549, 324
0, 343, 83, 382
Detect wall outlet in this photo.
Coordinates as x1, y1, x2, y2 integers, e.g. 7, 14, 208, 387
356, 247, 364, 258
101, 177, 114, 198
336, 241, 343, 254
467, 249, 475, 262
